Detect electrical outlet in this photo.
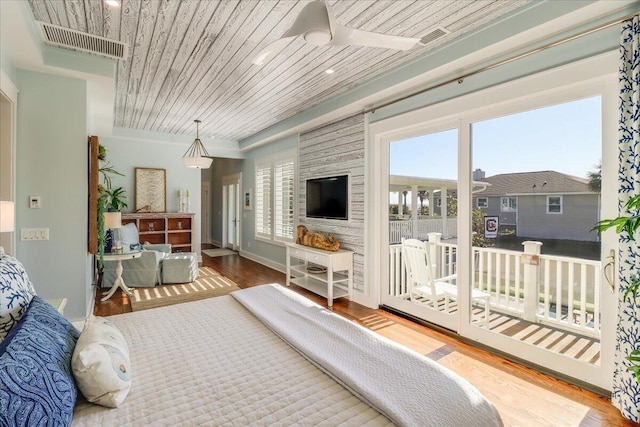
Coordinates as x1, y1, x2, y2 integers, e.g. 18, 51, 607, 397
21, 228, 49, 241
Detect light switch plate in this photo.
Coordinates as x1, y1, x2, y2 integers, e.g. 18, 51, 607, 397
21, 228, 49, 241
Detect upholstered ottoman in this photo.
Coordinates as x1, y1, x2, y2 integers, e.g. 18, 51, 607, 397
161, 252, 198, 284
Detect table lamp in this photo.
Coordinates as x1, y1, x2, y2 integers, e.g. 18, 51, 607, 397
104, 211, 122, 253
0, 201, 15, 256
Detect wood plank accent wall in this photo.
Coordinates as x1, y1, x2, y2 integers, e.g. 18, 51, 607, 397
299, 114, 365, 292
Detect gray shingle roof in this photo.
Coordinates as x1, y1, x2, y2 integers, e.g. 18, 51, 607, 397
476, 170, 593, 196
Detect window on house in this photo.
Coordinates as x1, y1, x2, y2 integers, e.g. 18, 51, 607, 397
500, 196, 517, 212
436, 198, 442, 207
255, 149, 297, 243
547, 196, 563, 214
477, 197, 488, 208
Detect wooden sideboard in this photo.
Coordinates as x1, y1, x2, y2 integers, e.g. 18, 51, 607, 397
122, 213, 194, 253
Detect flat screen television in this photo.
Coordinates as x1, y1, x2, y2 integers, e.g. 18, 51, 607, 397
306, 175, 349, 220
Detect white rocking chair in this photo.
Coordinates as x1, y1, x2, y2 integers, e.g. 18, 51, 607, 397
401, 238, 490, 324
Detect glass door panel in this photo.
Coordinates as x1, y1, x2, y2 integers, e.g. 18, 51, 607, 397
222, 176, 241, 251
227, 183, 236, 249
385, 128, 459, 331
470, 96, 603, 366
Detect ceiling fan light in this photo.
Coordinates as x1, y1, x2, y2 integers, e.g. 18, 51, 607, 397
304, 29, 332, 46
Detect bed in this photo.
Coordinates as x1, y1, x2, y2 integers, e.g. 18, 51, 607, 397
2, 279, 503, 426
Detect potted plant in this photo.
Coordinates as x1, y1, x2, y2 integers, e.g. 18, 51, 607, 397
106, 186, 128, 212
96, 144, 126, 268
594, 193, 640, 381
96, 188, 109, 266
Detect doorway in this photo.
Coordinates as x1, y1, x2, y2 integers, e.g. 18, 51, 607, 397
222, 173, 241, 251
201, 182, 211, 245
0, 81, 16, 256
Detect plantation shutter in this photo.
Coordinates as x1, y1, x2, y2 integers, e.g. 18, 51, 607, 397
274, 157, 295, 242
255, 162, 272, 238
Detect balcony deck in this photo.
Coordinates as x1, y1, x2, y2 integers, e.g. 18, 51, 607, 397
490, 311, 600, 364
407, 296, 600, 364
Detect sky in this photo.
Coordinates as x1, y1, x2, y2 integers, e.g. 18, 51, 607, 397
390, 96, 602, 181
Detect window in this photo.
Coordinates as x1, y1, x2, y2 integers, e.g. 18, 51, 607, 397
255, 149, 297, 243
477, 197, 488, 208
500, 196, 517, 212
436, 198, 442, 207
547, 196, 563, 214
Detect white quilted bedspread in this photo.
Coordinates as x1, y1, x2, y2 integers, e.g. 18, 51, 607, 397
233, 284, 503, 427
72, 294, 393, 426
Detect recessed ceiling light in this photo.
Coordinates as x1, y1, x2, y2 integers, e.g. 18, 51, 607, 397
104, 0, 121, 7
325, 69, 335, 74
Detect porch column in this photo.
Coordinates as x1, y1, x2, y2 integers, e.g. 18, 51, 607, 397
428, 191, 434, 218
411, 185, 418, 239
397, 191, 403, 216
522, 241, 542, 322
441, 188, 448, 237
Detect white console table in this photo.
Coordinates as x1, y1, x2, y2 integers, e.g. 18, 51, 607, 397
285, 243, 353, 306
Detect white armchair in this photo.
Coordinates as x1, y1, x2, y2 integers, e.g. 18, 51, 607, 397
102, 223, 171, 288
102, 243, 171, 288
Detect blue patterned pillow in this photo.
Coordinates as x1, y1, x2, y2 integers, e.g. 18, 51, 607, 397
0, 253, 37, 340
0, 296, 80, 427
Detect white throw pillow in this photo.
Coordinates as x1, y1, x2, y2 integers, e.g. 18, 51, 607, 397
0, 253, 37, 341
119, 222, 139, 247
72, 315, 132, 408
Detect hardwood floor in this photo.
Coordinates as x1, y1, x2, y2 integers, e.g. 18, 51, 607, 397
94, 249, 635, 427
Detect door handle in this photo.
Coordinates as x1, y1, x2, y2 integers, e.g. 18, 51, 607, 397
604, 249, 615, 293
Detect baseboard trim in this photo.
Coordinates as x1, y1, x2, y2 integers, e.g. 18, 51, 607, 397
238, 250, 285, 274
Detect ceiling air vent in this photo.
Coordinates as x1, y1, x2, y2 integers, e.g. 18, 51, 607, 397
36, 21, 128, 60
420, 26, 450, 46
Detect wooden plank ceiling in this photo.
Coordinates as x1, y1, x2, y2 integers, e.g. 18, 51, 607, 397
28, 0, 530, 142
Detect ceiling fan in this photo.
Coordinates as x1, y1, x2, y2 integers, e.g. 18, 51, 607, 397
252, 0, 421, 65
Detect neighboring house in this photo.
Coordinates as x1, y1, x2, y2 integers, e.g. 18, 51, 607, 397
472, 169, 600, 242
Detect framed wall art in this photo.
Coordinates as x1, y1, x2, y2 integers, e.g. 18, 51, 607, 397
135, 167, 166, 213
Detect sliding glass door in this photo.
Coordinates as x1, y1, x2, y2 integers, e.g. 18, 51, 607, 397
372, 54, 617, 389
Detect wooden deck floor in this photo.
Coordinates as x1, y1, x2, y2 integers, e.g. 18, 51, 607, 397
488, 310, 600, 365
411, 296, 602, 365
94, 247, 633, 427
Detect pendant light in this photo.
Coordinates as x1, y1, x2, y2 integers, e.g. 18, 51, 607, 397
183, 119, 213, 169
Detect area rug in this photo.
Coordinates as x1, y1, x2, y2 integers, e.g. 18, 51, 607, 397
202, 248, 237, 257
130, 267, 240, 311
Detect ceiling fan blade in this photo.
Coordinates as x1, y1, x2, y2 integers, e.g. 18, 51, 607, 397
330, 25, 420, 51
253, 1, 331, 65
283, 0, 331, 39
252, 37, 294, 65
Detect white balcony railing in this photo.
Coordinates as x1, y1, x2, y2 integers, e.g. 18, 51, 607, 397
389, 234, 601, 338
390, 218, 457, 243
